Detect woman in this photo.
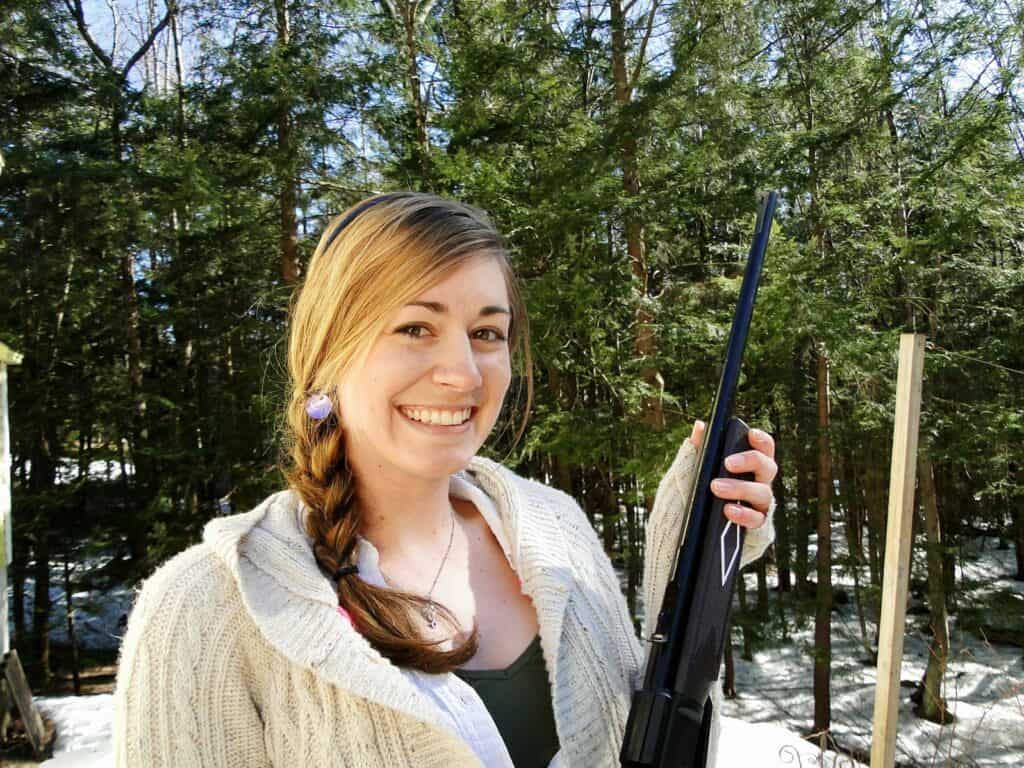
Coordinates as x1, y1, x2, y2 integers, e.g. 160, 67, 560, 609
113, 192, 777, 767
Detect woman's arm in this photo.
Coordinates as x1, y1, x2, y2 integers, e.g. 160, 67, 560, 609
113, 545, 271, 768
642, 432, 776, 641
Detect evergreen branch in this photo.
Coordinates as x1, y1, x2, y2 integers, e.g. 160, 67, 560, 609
925, 343, 1024, 377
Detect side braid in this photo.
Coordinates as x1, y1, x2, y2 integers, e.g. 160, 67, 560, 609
285, 396, 478, 673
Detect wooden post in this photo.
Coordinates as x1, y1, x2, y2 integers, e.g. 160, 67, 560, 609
870, 334, 926, 768
1, 650, 52, 757
1, 342, 24, 656
1, 342, 24, 745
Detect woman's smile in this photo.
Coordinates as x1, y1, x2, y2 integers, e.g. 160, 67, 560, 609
397, 405, 478, 434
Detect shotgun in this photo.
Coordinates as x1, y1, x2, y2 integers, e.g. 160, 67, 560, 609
620, 191, 778, 767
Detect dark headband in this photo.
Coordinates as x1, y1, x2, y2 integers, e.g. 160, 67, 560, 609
322, 193, 403, 252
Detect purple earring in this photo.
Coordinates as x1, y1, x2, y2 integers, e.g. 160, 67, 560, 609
305, 393, 333, 421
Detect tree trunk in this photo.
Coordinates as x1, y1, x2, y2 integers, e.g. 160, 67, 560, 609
610, 0, 663, 436
864, 452, 886, 589
626, 475, 642, 620
63, 548, 81, 695
917, 455, 951, 723
736, 568, 753, 662
31, 536, 51, 686
774, 413, 791, 591
1014, 505, 1024, 581
813, 348, 833, 736
11, 549, 25, 652
275, 0, 299, 284
840, 449, 864, 564
931, 461, 960, 608
723, 620, 737, 698
795, 447, 811, 596
756, 559, 768, 615
121, 250, 147, 495
405, 18, 431, 183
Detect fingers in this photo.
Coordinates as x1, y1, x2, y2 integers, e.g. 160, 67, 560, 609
724, 447, 778, 485
711, 477, 774, 513
688, 420, 706, 449
747, 428, 775, 460
723, 502, 767, 529
688, 421, 775, 530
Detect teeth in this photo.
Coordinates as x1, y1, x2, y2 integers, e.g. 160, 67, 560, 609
400, 407, 472, 426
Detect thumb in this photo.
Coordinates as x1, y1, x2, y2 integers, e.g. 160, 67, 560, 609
689, 420, 706, 448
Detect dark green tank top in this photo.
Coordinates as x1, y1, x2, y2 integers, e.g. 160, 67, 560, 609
454, 634, 561, 768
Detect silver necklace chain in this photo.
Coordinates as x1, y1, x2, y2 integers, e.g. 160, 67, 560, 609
422, 505, 456, 630
379, 505, 456, 631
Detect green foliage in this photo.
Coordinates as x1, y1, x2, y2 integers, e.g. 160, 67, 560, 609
1, 0, 1021, 674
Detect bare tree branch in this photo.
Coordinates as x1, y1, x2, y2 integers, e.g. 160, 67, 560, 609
631, 0, 661, 86
104, 0, 121, 60
121, 1, 177, 82
64, 0, 113, 68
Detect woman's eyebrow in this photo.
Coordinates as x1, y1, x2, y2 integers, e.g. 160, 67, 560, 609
404, 300, 510, 317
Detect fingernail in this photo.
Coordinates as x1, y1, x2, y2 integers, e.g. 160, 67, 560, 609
751, 428, 767, 441
712, 479, 734, 494
724, 455, 740, 471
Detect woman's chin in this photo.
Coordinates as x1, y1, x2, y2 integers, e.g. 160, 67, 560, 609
402, 448, 478, 479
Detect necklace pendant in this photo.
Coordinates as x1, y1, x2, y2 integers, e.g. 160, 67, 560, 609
423, 602, 438, 630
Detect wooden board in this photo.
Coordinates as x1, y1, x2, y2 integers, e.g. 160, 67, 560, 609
1, 362, 10, 654
1, 650, 48, 758
870, 334, 926, 768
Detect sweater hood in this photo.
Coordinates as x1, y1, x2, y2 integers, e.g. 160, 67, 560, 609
201, 455, 576, 742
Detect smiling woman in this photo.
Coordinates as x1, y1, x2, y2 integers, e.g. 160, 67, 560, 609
112, 192, 777, 768
285, 194, 532, 672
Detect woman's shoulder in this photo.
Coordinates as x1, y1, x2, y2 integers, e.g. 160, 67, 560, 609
126, 541, 244, 644
466, 455, 603, 563
125, 490, 304, 646
467, 455, 583, 516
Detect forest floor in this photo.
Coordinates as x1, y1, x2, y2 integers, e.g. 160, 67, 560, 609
4, 533, 1022, 767
720, 534, 1024, 767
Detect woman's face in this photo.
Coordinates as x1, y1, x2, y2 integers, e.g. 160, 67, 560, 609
338, 255, 513, 482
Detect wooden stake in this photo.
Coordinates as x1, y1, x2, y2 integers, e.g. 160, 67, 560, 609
1, 346, 24, 655
870, 334, 926, 768
1, 650, 51, 757
1, 343, 24, 745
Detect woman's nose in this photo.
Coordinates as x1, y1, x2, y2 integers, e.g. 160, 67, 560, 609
432, 335, 483, 390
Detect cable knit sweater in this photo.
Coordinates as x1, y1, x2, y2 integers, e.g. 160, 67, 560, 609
113, 441, 774, 767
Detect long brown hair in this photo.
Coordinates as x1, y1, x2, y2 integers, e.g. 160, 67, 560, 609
281, 192, 533, 673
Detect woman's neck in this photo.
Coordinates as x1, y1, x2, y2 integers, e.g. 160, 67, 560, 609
353, 462, 458, 559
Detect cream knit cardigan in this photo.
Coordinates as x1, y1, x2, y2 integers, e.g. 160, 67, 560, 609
113, 441, 774, 767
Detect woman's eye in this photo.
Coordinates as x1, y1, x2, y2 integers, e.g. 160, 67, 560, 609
474, 328, 508, 342
397, 325, 429, 338
397, 325, 506, 342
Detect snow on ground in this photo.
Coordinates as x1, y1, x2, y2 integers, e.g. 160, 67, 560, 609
18, 552, 136, 652
24, 536, 1023, 767
721, 537, 1024, 766
34, 694, 864, 768
36, 694, 112, 767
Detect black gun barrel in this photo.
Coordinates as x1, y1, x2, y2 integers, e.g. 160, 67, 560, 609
621, 191, 778, 768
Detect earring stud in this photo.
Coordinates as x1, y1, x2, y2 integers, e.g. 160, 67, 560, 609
305, 393, 333, 421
